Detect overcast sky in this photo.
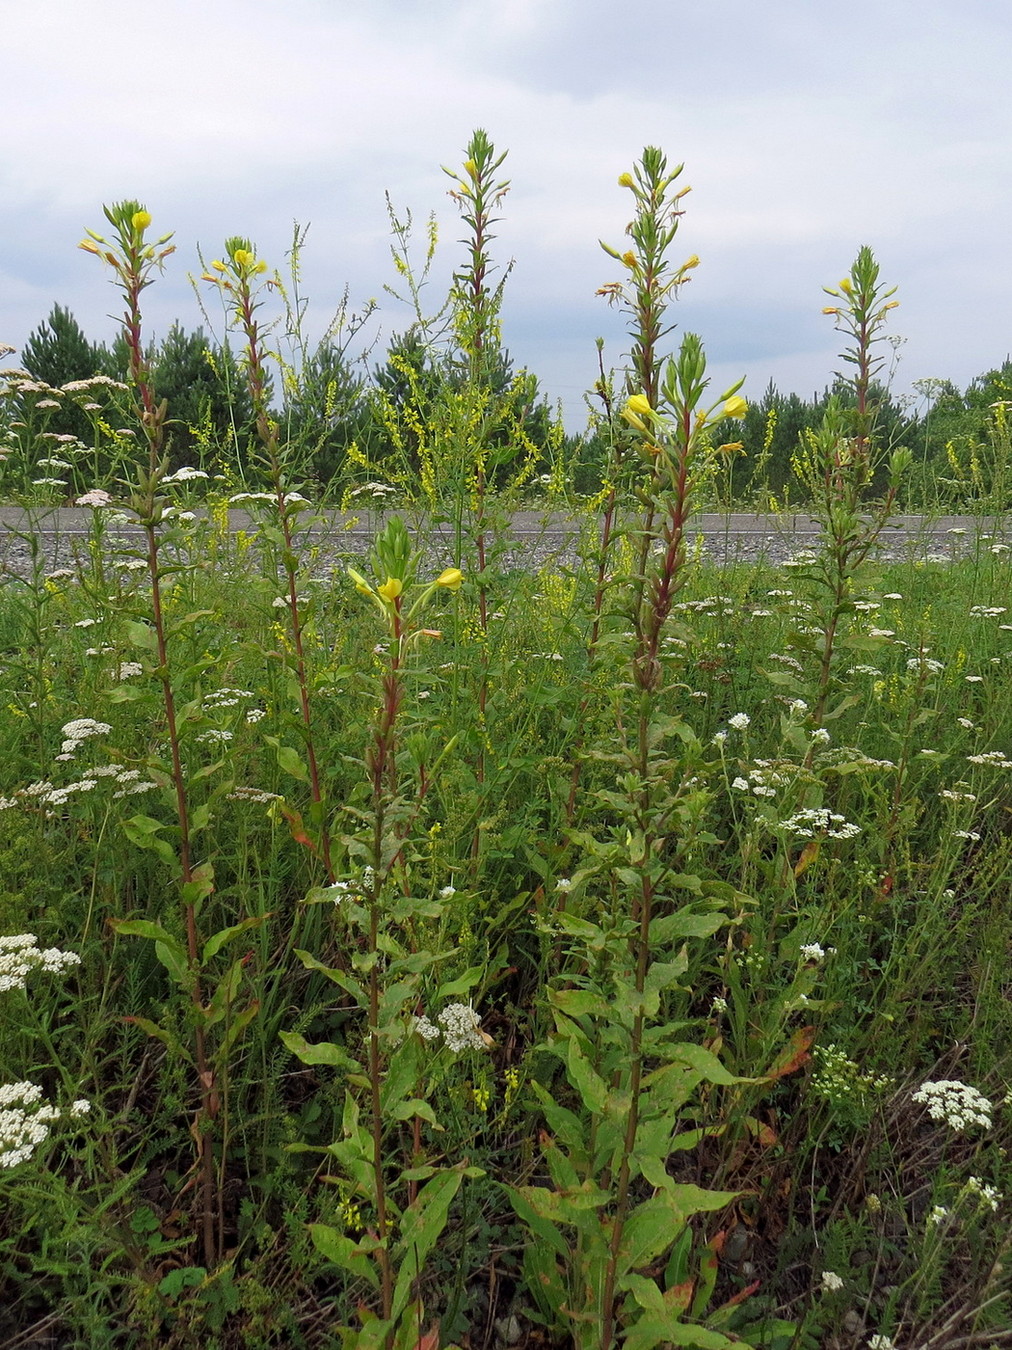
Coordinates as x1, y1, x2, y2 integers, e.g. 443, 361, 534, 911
4, 0, 1011, 428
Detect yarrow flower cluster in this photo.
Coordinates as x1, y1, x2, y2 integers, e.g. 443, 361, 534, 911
0, 934, 81, 993
0, 1082, 90, 1169
59, 718, 112, 757
780, 807, 861, 840
410, 1003, 490, 1054
911, 1080, 993, 1132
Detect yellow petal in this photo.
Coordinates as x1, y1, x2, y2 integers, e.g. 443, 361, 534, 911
131, 210, 152, 232
626, 394, 653, 418
435, 567, 463, 591
377, 577, 403, 603
722, 396, 748, 420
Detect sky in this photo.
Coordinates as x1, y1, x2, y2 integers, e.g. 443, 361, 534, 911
3, 0, 1012, 429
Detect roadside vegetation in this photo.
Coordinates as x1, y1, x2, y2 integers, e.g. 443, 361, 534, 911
1, 135, 1010, 1350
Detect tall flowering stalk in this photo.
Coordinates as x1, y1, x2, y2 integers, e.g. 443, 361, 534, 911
566, 151, 700, 827
284, 520, 474, 1348
203, 240, 334, 879
794, 248, 911, 735
598, 149, 699, 637
79, 203, 220, 1265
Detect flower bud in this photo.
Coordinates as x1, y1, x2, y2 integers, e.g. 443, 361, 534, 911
347, 567, 373, 597
722, 396, 747, 420
617, 172, 635, 188
626, 394, 653, 418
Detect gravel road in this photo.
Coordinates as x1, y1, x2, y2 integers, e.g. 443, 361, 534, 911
0, 507, 1006, 579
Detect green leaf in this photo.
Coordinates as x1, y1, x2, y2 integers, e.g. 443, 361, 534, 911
649, 911, 727, 945
620, 1194, 683, 1270
109, 919, 191, 990
308, 1223, 379, 1288
566, 1034, 609, 1114
279, 1032, 359, 1072
124, 619, 158, 651
391, 1168, 466, 1323
121, 814, 177, 867
265, 736, 309, 783
202, 912, 264, 964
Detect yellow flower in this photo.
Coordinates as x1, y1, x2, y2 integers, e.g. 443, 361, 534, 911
618, 172, 635, 188
131, 210, 152, 232
377, 576, 403, 603
822, 306, 840, 315
233, 249, 253, 269
722, 396, 747, 420
435, 567, 463, 591
839, 278, 854, 295
622, 393, 654, 433
621, 251, 637, 269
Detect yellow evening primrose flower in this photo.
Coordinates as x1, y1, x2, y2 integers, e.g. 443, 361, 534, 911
723, 396, 748, 420
627, 394, 653, 418
132, 211, 152, 232
618, 172, 635, 188
435, 567, 463, 591
377, 577, 403, 603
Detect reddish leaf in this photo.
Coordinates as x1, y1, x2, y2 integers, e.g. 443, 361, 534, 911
764, 1026, 815, 1082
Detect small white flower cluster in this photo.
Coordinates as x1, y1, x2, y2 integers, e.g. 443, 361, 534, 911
728, 713, 751, 731
197, 729, 233, 745
800, 943, 835, 963
912, 1080, 993, 1132
868, 1336, 896, 1350
810, 1044, 891, 1108
0, 1081, 90, 1168
967, 750, 1012, 767
161, 466, 208, 484
964, 1175, 1002, 1211
59, 718, 112, 758
732, 760, 791, 800
906, 656, 944, 674
820, 1270, 844, 1292
111, 662, 143, 680
411, 1003, 489, 1054
969, 605, 1007, 617
204, 687, 254, 711
229, 786, 281, 804
75, 489, 113, 508
780, 807, 861, 840
0, 934, 81, 993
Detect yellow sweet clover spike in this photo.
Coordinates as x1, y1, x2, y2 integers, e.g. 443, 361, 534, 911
723, 396, 748, 420
132, 210, 152, 232
435, 567, 463, 591
347, 567, 373, 596
377, 577, 403, 603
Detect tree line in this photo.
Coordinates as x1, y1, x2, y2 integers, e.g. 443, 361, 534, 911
14, 301, 1012, 508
